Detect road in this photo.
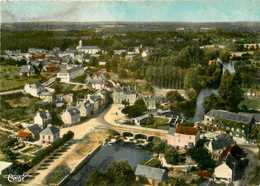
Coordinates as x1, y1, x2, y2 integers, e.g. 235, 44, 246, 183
0, 89, 24, 95
238, 145, 259, 186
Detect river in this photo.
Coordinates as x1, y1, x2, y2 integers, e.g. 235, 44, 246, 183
192, 61, 235, 122
65, 142, 153, 186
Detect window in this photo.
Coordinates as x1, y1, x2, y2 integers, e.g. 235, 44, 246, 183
43, 135, 45, 139
178, 139, 180, 142
189, 136, 192, 139
178, 135, 181, 138
48, 136, 51, 140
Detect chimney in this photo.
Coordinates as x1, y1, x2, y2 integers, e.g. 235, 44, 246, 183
47, 124, 52, 128
226, 130, 230, 136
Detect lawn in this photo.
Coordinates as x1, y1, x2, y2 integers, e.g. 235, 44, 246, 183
22, 147, 37, 153
0, 65, 46, 92
239, 98, 260, 110
66, 84, 76, 91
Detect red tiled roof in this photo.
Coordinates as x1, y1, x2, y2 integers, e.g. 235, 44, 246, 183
32, 56, 45, 60
17, 132, 31, 138
175, 125, 198, 135
198, 171, 213, 178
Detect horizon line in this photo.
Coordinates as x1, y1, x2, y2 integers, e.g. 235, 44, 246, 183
1, 21, 260, 24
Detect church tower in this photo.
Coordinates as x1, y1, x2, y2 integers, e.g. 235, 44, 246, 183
79, 40, 82, 48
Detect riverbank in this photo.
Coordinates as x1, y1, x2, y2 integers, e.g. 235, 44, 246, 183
26, 128, 108, 185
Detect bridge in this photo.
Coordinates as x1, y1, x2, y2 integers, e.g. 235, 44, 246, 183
101, 124, 169, 141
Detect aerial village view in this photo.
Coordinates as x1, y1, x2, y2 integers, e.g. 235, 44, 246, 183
0, 1, 259, 186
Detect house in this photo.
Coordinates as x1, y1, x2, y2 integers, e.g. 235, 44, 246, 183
114, 86, 138, 105
168, 125, 200, 148
38, 91, 54, 102
135, 164, 168, 185
56, 94, 74, 106
34, 110, 52, 129
76, 100, 94, 117
0, 161, 13, 175
204, 109, 255, 137
24, 82, 45, 97
39, 124, 60, 144
20, 65, 35, 76
17, 124, 42, 141
46, 63, 59, 72
143, 96, 156, 112
28, 48, 45, 54
57, 66, 84, 83
24, 124, 42, 140
133, 114, 153, 126
204, 133, 236, 160
99, 61, 106, 66
214, 153, 238, 182
73, 54, 85, 63
87, 94, 102, 112
61, 107, 80, 126
86, 79, 106, 90
17, 131, 32, 141
92, 71, 108, 81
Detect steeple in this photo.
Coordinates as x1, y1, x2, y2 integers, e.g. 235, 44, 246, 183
79, 40, 82, 48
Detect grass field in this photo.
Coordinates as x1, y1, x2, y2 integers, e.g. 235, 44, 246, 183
0, 65, 45, 92
239, 98, 260, 110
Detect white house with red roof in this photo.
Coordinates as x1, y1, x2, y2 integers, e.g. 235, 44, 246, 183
168, 125, 200, 148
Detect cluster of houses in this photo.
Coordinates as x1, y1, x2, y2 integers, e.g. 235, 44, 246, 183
2, 40, 154, 81
17, 110, 59, 145
24, 82, 54, 102
61, 89, 109, 126
205, 132, 246, 182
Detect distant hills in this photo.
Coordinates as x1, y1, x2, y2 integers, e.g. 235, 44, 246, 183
1, 21, 260, 33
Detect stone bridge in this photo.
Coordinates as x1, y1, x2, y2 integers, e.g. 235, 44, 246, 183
108, 126, 169, 141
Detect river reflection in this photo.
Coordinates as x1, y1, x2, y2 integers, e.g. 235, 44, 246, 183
65, 142, 153, 186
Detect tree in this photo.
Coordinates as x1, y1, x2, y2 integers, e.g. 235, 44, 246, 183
118, 69, 128, 79
166, 90, 185, 103
218, 70, 243, 111
165, 146, 180, 164
86, 161, 136, 186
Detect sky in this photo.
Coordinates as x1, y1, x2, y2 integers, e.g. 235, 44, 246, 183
1, 1, 260, 23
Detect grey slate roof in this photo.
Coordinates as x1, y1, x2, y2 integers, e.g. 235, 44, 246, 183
208, 133, 236, 150
81, 46, 101, 50
38, 111, 51, 119
238, 112, 260, 123
67, 107, 80, 116
135, 164, 167, 182
28, 124, 42, 136
115, 86, 136, 94
40, 126, 59, 136
28, 82, 43, 89
206, 109, 253, 124
216, 153, 238, 170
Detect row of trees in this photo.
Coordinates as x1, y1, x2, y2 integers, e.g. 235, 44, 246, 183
14, 131, 74, 174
